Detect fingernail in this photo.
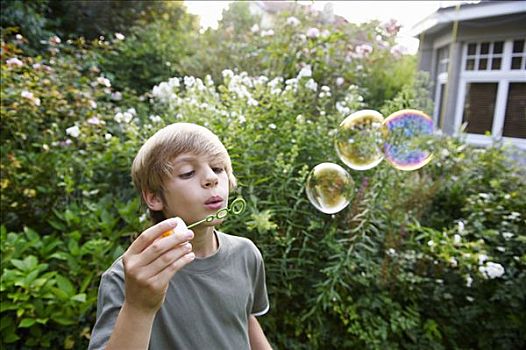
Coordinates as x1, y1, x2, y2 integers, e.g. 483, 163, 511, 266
184, 242, 192, 251
185, 231, 194, 239
186, 252, 195, 261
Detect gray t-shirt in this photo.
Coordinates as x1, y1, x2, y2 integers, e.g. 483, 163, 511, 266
88, 231, 269, 350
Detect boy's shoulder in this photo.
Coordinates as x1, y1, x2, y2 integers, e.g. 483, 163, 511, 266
217, 231, 263, 260
101, 255, 125, 281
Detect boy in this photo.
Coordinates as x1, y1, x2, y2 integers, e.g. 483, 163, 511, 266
88, 123, 272, 349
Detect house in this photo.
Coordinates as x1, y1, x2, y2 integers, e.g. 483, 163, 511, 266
412, 1, 526, 149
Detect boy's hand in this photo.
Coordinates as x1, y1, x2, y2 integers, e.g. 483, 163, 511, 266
122, 218, 195, 314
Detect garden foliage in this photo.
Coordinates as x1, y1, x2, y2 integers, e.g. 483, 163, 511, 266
1, 3, 525, 349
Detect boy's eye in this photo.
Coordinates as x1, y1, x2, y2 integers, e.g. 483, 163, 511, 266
212, 167, 224, 173
179, 170, 195, 179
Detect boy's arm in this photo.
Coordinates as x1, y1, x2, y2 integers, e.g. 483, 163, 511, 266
248, 315, 273, 350
105, 218, 195, 350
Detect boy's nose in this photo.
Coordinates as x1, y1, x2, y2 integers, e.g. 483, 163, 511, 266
202, 169, 219, 188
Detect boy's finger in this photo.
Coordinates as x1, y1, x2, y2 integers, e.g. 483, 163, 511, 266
140, 242, 193, 278
155, 251, 196, 284
128, 218, 180, 254
140, 229, 193, 266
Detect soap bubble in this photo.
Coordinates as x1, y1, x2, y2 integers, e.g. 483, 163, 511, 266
382, 109, 434, 171
335, 110, 385, 170
305, 162, 355, 214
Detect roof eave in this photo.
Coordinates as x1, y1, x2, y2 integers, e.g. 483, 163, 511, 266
410, 1, 526, 37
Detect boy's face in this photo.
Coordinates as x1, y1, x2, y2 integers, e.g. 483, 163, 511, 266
151, 152, 230, 227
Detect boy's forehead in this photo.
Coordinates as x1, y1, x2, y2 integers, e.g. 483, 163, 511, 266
171, 152, 218, 164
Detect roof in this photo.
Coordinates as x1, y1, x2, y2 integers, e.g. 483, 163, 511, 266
410, 1, 526, 37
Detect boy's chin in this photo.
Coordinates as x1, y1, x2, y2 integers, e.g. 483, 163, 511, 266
207, 218, 225, 227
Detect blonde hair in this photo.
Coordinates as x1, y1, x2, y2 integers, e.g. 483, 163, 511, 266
131, 123, 237, 223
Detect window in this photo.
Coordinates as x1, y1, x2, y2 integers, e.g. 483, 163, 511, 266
433, 45, 450, 129
465, 41, 504, 71
511, 39, 525, 70
502, 83, 526, 138
462, 83, 497, 135
436, 46, 449, 74
456, 38, 526, 146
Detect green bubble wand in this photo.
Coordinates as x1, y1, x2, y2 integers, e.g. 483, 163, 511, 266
186, 197, 246, 229
162, 197, 246, 237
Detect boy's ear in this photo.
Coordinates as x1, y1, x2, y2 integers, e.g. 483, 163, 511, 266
143, 190, 164, 211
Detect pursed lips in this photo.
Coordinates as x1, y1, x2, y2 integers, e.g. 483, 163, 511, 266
205, 196, 223, 205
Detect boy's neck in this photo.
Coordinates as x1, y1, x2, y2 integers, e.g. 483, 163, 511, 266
189, 226, 218, 258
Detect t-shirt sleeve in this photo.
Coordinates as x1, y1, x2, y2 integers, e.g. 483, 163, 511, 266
88, 262, 125, 350
250, 244, 269, 316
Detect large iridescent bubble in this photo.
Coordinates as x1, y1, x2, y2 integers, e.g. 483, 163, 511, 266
335, 110, 385, 171
305, 162, 355, 214
382, 109, 434, 171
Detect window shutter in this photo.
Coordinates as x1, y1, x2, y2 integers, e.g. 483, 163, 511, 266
462, 83, 497, 135
502, 83, 526, 139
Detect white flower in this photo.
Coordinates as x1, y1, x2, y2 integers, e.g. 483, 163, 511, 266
114, 32, 125, 40
297, 65, 312, 79
66, 125, 80, 138
478, 254, 488, 265
149, 115, 162, 123
21, 90, 34, 99
466, 296, 474, 302
457, 221, 465, 233
114, 112, 124, 123
296, 114, 304, 123
139, 213, 147, 222
7, 57, 23, 67
286, 16, 300, 26
465, 274, 473, 287
250, 24, 260, 33
16, 34, 23, 41
89, 100, 97, 109
21, 90, 41, 106
122, 112, 133, 123
111, 91, 123, 101
387, 248, 396, 256
336, 102, 350, 116
268, 123, 277, 129
305, 78, 318, 92
449, 257, 458, 267
453, 234, 461, 245
127, 108, 137, 116
96, 76, 111, 87
104, 133, 113, 140
49, 35, 61, 45
238, 115, 246, 123
479, 262, 505, 279
184, 76, 195, 88
355, 44, 373, 58
261, 29, 274, 37
336, 77, 344, 86
87, 117, 101, 125
496, 246, 506, 253
306, 27, 320, 38
427, 240, 434, 247
222, 69, 234, 80
502, 232, 514, 240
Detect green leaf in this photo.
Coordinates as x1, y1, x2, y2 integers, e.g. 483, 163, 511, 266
19, 318, 36, 328
71, 293, 86, 303
54, 274, 75, 298
51, 315, 75, 326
